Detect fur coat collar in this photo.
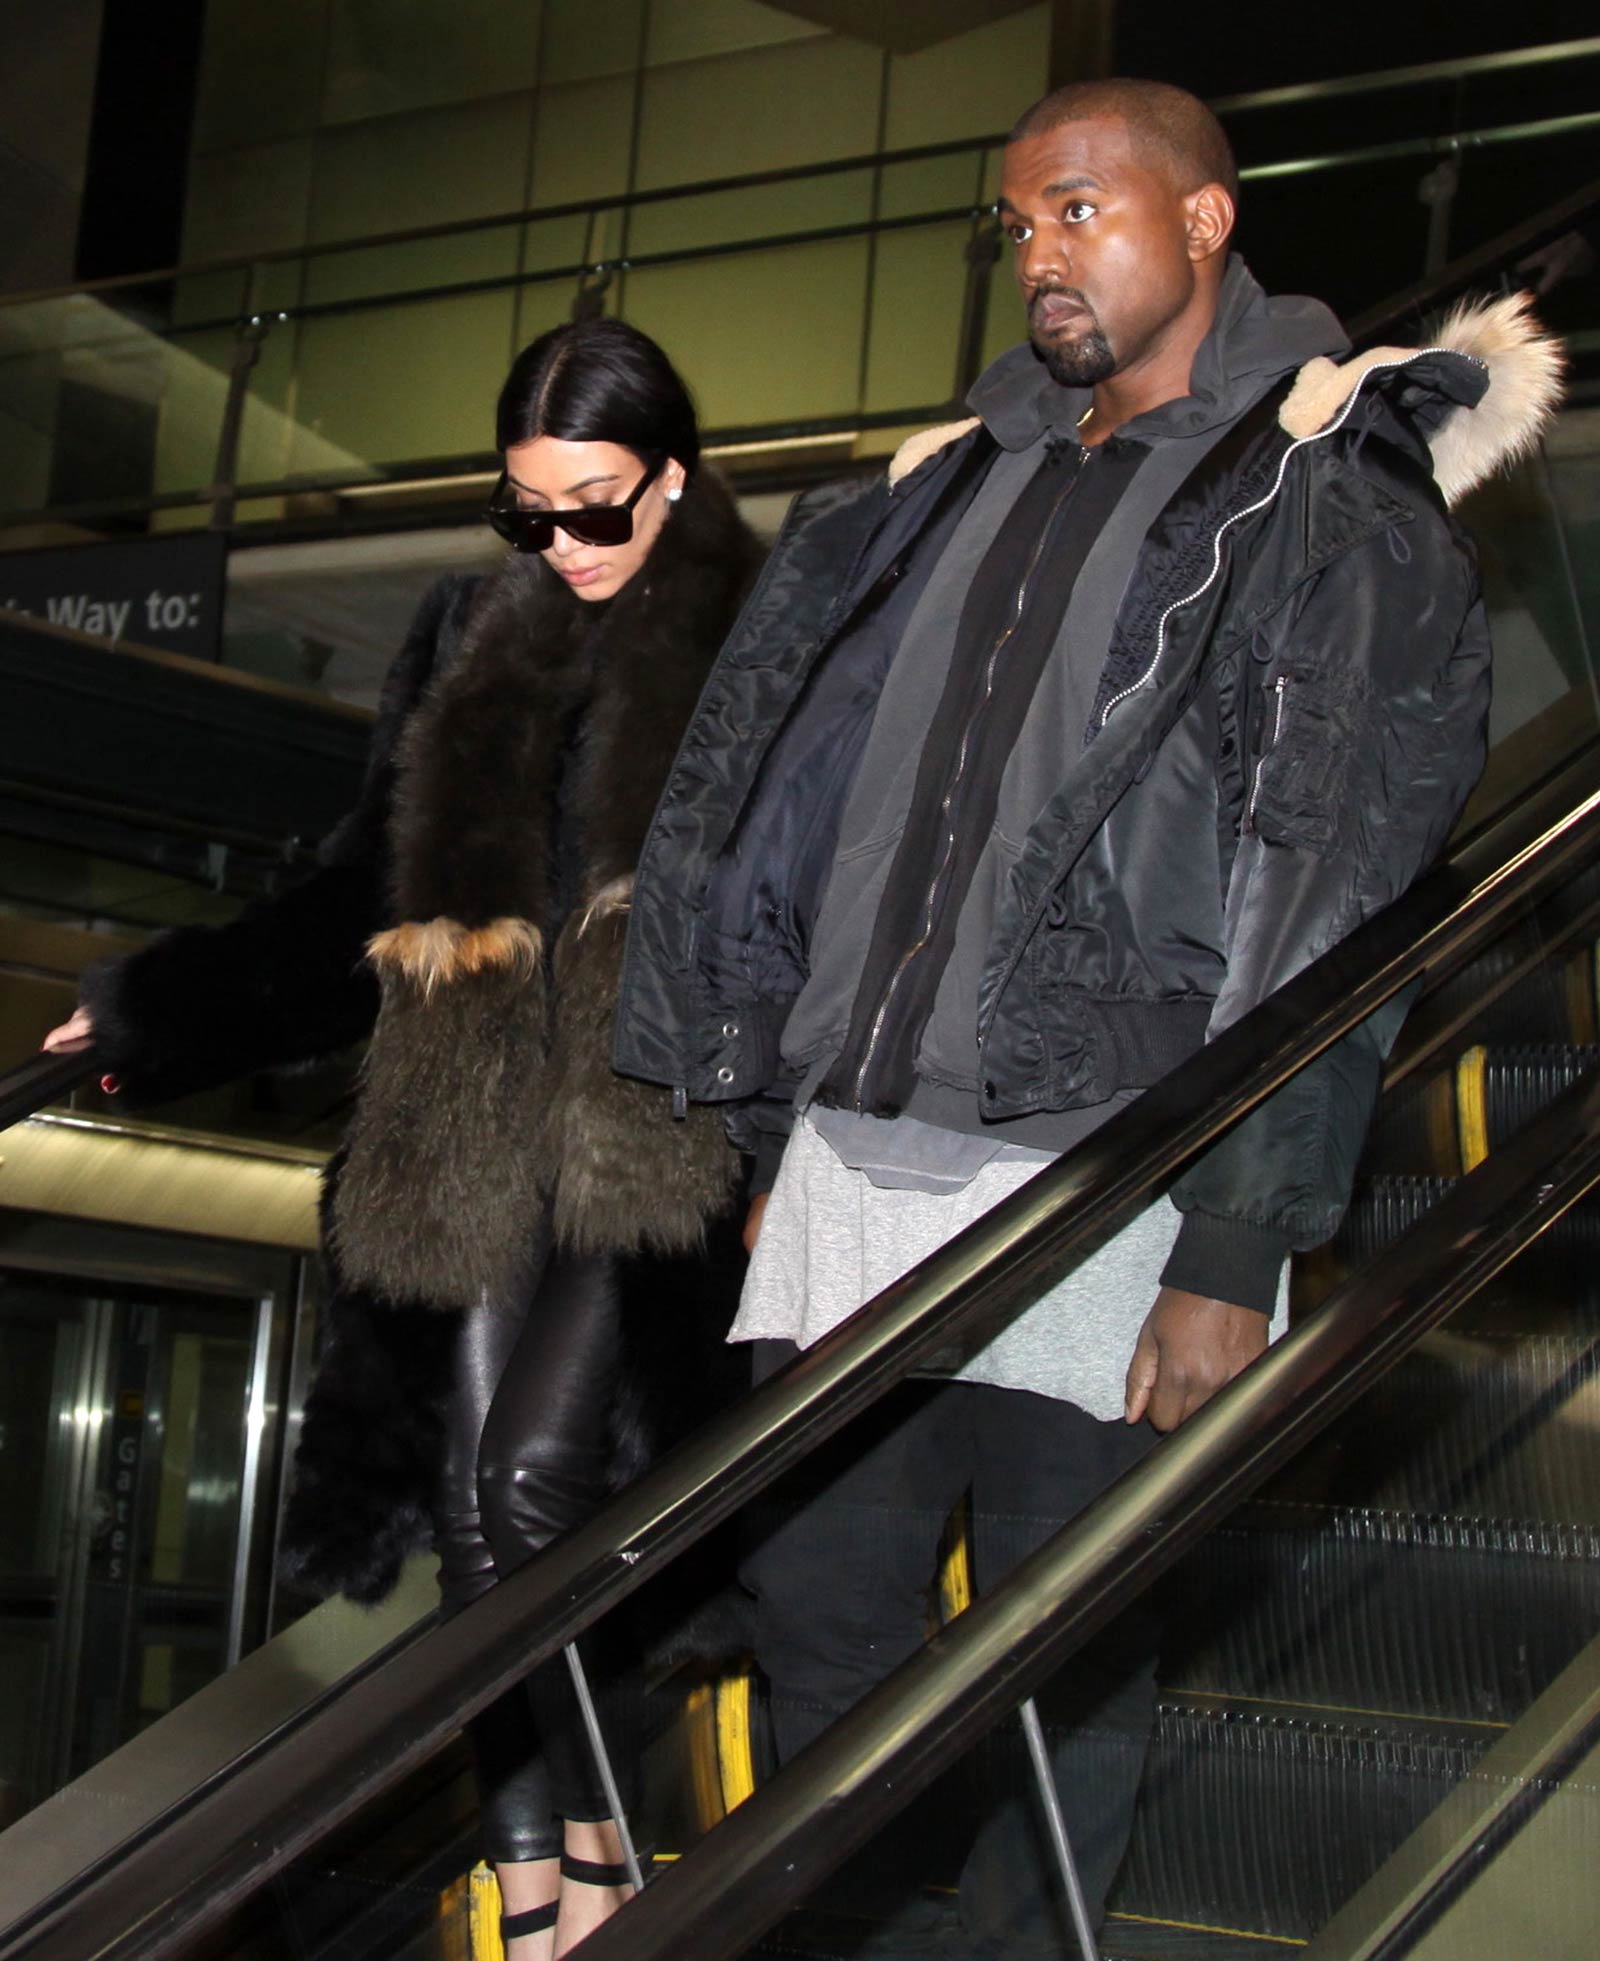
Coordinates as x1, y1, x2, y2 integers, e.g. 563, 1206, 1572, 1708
330, 471, 763, 1309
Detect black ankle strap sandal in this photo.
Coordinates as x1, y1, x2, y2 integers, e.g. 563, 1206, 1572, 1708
559, 1852, 634, 1888
500, 1901, 559, 1939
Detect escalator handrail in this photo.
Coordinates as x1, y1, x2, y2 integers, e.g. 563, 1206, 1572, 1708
5, 743, 1600, 1957
0, 1050, 98, 1131
575, 1064, 1600, 1961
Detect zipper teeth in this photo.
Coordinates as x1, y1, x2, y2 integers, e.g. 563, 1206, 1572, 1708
1246, 674, 1289, 827
852, 450, 1089, 1107
1096, 347, 1471, 731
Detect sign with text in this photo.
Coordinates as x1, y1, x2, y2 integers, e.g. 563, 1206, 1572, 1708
1, 532, 228, 660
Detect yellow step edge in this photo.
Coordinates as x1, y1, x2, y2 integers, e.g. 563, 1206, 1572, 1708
1455, 1043, 1490, 1171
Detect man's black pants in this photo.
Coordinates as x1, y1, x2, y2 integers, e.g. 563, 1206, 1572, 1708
743, 1345, 1160, 1954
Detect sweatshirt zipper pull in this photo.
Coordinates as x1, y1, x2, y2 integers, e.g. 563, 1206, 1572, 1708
672, 1085, 688, 1120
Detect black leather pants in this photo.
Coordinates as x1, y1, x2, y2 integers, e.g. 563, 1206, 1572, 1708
433, 1235, 632, 1865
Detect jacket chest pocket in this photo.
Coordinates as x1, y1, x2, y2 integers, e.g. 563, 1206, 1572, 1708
1246, 667, 1368, 857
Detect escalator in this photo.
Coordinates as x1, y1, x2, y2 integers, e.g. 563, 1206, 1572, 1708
1, 194, 1597, 1960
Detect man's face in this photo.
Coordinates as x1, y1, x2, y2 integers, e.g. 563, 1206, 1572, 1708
998, 117, 1201, 388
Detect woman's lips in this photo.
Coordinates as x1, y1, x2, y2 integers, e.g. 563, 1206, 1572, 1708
558, 564, 606, 587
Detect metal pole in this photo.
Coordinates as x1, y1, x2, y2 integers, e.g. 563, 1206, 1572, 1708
563, 1644, 647, 1895
1018, 1696, 1100, 1961
207, 315, 271, 533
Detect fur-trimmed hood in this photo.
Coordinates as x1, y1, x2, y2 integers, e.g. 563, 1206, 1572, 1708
330, 471, 764, 1308
1276, 289, 1562, 504
892, 287, 1562, 506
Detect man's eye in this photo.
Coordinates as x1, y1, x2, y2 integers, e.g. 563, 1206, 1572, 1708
1064, 201, 1096, 223
1004, 221, 1033, 246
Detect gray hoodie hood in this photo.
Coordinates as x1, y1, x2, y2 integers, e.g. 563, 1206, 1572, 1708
968, 254, 1349, 453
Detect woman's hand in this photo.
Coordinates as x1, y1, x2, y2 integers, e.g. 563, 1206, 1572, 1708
742, 1192, 770, 1256
41, 1006, 96, 1054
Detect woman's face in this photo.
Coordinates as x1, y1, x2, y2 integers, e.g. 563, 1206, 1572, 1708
499, 436, 687, 602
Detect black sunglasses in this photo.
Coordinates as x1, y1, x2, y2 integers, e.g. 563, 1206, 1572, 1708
485, 454, 665, 554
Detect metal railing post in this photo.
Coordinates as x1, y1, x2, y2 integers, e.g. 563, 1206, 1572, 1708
207, 314, 274, 533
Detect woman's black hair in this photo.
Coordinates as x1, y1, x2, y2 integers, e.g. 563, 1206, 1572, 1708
495, 317, 701, 476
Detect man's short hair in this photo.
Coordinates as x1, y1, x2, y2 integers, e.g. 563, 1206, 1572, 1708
1010, 78, 1239, 202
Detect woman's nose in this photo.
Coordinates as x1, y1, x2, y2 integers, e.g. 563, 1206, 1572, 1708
549, 524, 580, 556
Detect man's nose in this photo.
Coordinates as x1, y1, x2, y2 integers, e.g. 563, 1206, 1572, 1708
1017, 228, 1066, 291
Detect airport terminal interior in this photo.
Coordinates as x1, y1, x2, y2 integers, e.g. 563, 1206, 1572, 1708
0, 1, 1598, 1955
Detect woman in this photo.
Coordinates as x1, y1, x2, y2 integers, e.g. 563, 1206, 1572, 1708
44, 318, 765, 1957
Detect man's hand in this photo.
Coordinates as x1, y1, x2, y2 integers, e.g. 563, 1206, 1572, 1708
1124, 1285, 1268, 1431
743, 1191, 770, 1256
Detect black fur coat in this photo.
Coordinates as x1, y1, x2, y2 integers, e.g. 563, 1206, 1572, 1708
84, 471, 766, 1604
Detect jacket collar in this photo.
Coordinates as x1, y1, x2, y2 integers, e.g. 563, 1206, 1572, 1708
967, 255, 1346, 453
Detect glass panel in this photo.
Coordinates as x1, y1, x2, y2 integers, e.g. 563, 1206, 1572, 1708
0, 293, 181, 523
633, 36, 883, 192
0, 1283, 85, 1816
513, 275, 582, 362
526, 74, 637, 208
626, 170, 875, 259
643, 0, 829, 70
980, 242, 1027, 376
878, 151, 986, 224
320, 0, 545, 125
860, 221, 970, 417
301, 223, 523, 310
171, 269, 255, 333
520, 212, 592, 278
540, 0, 645, 86
180, 135, 316, 264
0, 1270, 260, 1817
1545, 412, 1600, 656
190, 0, 328, 155
152, 321, 308, 502
290, 289, 517, 473
308, 94, 534, 248
883, 2, 1050, 149
620, 236, 870, 432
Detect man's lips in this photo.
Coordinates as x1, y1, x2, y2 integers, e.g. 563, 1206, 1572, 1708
1031, 292, 1092, 333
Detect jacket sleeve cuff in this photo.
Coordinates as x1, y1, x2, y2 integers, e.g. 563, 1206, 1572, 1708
1159, 1212, 1290, 1316
750, 1127, 789, 1198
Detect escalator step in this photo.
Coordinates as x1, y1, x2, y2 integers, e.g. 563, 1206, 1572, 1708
1334, 1172, 1457, 1258
1483, 1044, 1600, 1154
1319, 1174, 1600, 1330
1396, 929, 1600, 1062
1259, 1328, 1600, 1526
1156, 1507, 1600, 1724
1108, 1696, 1493, 1943
1362, 1043, 1599, 1176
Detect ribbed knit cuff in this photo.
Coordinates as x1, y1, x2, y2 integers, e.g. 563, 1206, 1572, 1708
1159, 1212, 1291, 1316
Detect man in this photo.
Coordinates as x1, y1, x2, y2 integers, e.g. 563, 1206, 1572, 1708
616, 78, 1556, 1955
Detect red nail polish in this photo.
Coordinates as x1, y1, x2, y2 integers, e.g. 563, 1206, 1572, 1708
100, 1074, 120, 1095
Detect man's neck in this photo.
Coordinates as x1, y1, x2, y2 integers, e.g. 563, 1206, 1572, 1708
1082, 284, 1222, 445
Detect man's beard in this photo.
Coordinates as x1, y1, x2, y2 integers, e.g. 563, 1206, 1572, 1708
1029, 292, 1116, 387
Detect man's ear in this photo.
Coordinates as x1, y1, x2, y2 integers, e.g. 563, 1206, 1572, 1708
1185, 182, 1235, 263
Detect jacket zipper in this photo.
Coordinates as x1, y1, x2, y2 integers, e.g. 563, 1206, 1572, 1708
850, 446, 1091, 1109
1246, 674, 1289, 831
1095, 344, 1476, 733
